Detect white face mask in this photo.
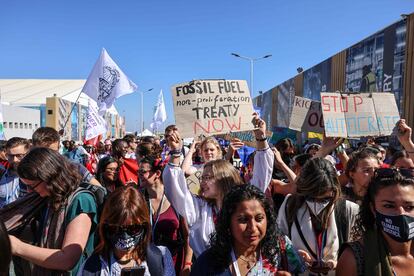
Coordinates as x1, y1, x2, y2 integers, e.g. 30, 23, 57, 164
306, 200, 330, 216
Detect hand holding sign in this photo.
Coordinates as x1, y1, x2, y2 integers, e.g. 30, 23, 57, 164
315, 133, 344, 158
252, 112, 266, 140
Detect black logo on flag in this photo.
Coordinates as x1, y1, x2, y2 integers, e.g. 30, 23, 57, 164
98, 66, 120, 103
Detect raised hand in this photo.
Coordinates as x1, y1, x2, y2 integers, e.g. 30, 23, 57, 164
167, 129, 182, 151
396, 119, 413, 147
252, 112, 266, 139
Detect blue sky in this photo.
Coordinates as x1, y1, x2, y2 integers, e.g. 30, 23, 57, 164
0, 0, 413, 132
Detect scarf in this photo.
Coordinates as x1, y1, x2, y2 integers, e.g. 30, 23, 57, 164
364, 228, 394, 276
32, 203, 68, 276
0, 192, 47, 233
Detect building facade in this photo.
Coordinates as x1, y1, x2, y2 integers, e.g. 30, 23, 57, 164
254, 13, 414, 144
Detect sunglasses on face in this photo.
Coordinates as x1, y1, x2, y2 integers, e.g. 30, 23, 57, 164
103, 223, 147, 236
374, 168, 414, 179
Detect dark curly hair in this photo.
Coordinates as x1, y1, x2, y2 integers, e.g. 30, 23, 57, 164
17, 147, 82, 211
345, 149, 380, 181
208, 184, 281, 271
351, 168, 414, 240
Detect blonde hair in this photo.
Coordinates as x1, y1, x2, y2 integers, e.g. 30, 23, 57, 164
201, 159, 244, 203
200, 137, 222, 161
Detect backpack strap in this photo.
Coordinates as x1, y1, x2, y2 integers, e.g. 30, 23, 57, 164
146, 243, 164, 276
284, 195, 293, 239
339, 241, 364, 276
294, 215, 318, 260
334, 198, 349, 246
82, 253, 103, 275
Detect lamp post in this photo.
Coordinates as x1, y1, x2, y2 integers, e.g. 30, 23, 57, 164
231, 53, 272, 96
140, 88, 153, 135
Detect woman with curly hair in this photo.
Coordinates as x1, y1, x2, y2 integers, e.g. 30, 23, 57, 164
344, 149, 381, 205
337, 168, 414, 276
163, 114, 274, 257
277, 158, 359, 275
9, 147, 98, 275
192, 184, 305, 275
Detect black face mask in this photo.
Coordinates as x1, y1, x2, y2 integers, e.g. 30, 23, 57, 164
376, 210, 414, 242
107, 227, 146, 251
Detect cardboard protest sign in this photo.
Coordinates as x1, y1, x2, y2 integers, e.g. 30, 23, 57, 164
171, 80, 254, 138
289, 96, 324, 133
215, 130, 272, 148
321, 92, 400, 138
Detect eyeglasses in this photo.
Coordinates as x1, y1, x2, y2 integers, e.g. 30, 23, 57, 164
138, 169, 151, 175
23, 180, 43, 191
103, 223, 147, 236
201, 175, 214, 182
374, 168, 414, 179
7, 153, 27, 160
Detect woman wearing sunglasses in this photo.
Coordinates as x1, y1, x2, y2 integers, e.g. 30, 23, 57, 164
337, 168, 414, 276
78, 185, 175, 275
277, 158, 359, 275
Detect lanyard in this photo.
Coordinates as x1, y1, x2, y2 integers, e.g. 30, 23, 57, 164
212, 206, 219, 225
149, 193, 165, 238
231, 248, 263, 276
315, 229, 327, 263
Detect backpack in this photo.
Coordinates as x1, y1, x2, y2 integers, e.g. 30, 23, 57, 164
284, 196, 349, 259
66, 182, 108, 221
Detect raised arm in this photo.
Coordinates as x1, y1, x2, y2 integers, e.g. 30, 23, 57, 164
163, 130, 201, 226
250, 113, 274, 192
397, 119, 414, 163
272, 147, 296, 184
181, 138, 199, 176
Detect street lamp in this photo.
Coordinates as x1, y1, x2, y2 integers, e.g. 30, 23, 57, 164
140, 88, 153, 135
231, 53, 272, 96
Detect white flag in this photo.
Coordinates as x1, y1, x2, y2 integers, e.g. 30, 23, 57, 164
82, 48, 137, 115
150, 90, 167, 130
85, 99, 107, 141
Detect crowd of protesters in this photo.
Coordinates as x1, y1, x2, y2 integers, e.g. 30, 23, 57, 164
0, 115, 413, 275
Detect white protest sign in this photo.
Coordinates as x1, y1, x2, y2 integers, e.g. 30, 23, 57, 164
321, 92, 400, 138
171, 80, 254, 138
289, 96, 324, 133
85, 99, 107, 140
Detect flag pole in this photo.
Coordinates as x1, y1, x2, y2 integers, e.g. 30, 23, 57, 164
61, 90, 83, 133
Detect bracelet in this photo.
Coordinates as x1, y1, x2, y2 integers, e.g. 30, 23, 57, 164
169, 149, 181, 155
255, 137, 267, 142
184, 261, 192, 267
407, 150, 414, 154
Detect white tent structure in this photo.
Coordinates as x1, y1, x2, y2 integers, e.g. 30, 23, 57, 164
137, 129, 153, 137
